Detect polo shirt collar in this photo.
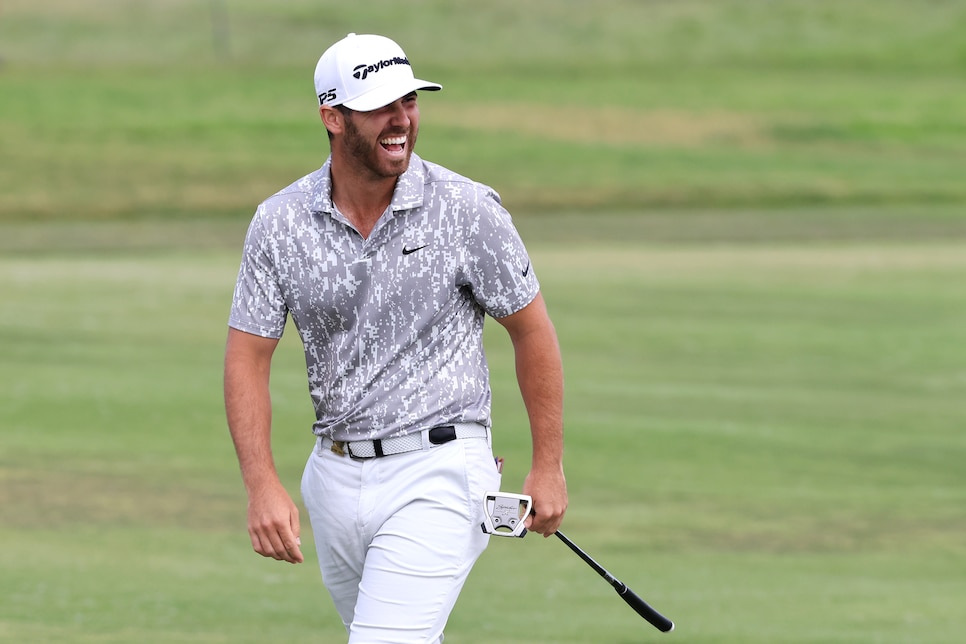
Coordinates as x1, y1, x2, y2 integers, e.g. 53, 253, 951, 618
310, 153, 426, 214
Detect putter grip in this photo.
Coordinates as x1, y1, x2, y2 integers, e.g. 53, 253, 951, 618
616, 583, 675, 633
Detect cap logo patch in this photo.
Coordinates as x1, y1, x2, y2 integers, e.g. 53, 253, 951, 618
352, 56, 411, 81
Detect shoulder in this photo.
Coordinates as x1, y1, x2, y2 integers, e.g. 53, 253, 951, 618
415, 156, 503, 208
242, 166, 329, 249
257, 165, 329, 218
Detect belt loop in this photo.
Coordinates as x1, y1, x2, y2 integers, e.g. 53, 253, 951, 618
419, 428, 432, 451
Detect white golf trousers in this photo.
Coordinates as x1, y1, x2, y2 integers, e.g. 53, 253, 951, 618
301, 429, 501, 643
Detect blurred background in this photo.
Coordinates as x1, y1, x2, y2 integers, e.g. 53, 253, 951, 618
1, 1, 964, 642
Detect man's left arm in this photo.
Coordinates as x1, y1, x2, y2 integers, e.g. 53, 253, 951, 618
495, 292, 568, 537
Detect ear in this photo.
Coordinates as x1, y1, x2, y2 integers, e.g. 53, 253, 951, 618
320, 106, 344, 135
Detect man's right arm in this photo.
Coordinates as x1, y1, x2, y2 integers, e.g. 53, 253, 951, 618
224, 327, 304, 564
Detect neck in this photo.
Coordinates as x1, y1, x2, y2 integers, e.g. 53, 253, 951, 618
329, 156, 398, 239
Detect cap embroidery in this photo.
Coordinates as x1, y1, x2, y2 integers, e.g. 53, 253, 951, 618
352, 57, 411, 81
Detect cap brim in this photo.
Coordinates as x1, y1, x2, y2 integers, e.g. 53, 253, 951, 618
341, 79, 442, 112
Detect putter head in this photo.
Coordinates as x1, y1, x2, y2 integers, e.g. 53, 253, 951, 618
481, 491, 532, 538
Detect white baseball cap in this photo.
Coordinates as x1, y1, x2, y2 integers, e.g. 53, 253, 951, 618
314, 33, 442, 112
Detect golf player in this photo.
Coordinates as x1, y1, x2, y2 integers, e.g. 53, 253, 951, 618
224, 33, 567, 642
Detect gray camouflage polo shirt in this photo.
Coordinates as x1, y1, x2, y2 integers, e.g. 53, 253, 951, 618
229, 153, 539, 442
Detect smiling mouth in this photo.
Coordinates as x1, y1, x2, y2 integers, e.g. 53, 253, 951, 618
379, 135, 407, 154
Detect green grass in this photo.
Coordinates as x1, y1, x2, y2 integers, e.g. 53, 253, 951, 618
2, 0, 966, 642
1, 0, 965, 219
2, 219, 965, 642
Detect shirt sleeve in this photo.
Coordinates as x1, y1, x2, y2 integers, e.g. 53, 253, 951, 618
228, 206, 289, 338
459, 187, 540, 319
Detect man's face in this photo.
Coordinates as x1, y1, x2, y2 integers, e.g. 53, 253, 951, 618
338, 92, 420, 179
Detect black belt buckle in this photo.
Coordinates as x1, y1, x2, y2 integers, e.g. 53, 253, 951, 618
345, 440, 381, 460
428, 425, 457, 445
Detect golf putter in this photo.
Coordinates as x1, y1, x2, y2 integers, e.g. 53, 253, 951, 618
480, 490, 675, 632
481, 491, 533, 537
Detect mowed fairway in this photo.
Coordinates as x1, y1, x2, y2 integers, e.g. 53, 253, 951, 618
1, 218, 965, 642
2, 0, 966, 642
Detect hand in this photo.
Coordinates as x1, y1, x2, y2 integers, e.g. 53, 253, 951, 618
522, 466, 568, 537
246, 483, 304, 564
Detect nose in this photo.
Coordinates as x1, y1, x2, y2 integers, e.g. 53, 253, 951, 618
387, 99, 411, 126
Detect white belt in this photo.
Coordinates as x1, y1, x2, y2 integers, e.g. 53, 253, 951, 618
319, 423, 489, 460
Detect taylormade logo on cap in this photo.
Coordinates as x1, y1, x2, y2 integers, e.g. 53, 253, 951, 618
352, 57, 410, 81
314, 33, 441, 112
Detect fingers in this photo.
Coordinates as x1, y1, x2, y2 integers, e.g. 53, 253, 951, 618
290, 510, 302, 560
250, 525, 304, 564
526, 502, 566, 538
522, 487, 567, 537
248, 509, 304, 564
522, 469, 568, 538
